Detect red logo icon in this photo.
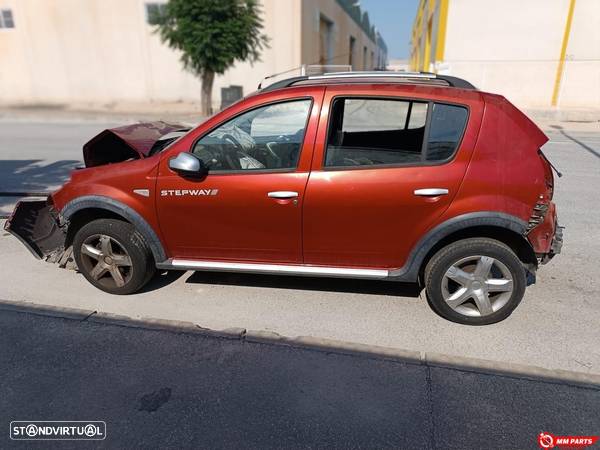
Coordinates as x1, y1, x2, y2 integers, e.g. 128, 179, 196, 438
538, 432, 598, 449
539, 433, 555, 448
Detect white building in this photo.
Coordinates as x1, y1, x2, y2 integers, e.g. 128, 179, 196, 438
410, 0, 600, 109
0, 0, 387, 109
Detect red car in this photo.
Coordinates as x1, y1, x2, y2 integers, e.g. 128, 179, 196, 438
5, 72, 562, 325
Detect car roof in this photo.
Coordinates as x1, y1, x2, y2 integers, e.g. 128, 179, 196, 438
258, 71, 477, 93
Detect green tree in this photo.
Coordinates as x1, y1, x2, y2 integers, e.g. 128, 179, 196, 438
156, 0, 269, 115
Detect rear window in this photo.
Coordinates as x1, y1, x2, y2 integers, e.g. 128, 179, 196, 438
324, 98, 468, 168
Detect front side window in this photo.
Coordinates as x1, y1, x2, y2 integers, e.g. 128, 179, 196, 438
325, 98, 467, 168
192, 99, 312, 172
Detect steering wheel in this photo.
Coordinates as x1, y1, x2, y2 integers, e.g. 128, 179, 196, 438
261, 142, 281, 167
222, 133, 243, 151
220, 133, 245, 169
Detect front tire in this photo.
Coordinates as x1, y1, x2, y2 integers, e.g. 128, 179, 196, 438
424, 238, 527, 325
73, 219, 155, 295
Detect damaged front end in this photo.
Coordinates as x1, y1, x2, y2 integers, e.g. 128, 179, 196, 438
83, 121, 189, 167
3, 198, 73, 267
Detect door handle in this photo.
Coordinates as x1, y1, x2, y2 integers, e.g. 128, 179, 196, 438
268, 191, 299, 199
414, 188, 449, 196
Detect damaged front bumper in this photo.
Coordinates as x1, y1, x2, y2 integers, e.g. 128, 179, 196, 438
3, 199, 71, 265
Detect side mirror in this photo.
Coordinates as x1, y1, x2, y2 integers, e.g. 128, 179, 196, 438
168, 152, 209, 178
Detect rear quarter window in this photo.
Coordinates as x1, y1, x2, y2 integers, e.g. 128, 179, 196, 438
425, 103, 469, 161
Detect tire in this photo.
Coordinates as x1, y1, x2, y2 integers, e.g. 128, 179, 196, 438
73, 219, 155, 295
424, 238, 526, 325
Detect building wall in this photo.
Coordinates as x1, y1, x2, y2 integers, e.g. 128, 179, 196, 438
0, 0, 385, 109
410, 0, 600, 109
0, 0, 303, 108
300, 0, 384, 71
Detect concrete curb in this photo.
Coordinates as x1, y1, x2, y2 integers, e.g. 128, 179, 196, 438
424, 353, 600, 388
0, 111, 203, 125
245, 330, 422, 363
86, 311, 245, 340
1, 298, 599, 390
0, 299, 95, 321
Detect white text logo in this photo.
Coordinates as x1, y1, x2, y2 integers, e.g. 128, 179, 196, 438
161, 189, 219, 197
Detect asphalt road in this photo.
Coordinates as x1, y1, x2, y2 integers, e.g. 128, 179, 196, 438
1, 309, 599, 449
0, 120, 599, 374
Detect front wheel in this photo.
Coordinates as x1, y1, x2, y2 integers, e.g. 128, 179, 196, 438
424, 238, 527, 325
73, 219, 155, 295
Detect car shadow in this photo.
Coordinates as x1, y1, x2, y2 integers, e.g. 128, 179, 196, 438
0, 159, 81, 215
184, 270, 422, 297
549, 125, 600, 159
138, 270, 187, 293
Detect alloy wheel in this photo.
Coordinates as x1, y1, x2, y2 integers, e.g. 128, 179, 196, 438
441, 255, 514, 317
79, 234, 133, 289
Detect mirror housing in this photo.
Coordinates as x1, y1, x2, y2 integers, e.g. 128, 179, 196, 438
168, 152, 209, 178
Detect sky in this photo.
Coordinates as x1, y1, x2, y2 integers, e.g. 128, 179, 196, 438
359, 0, 420, 60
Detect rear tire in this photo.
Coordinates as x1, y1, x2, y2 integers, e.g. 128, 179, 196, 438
73, 219, 155, 295
424, 238, 526, 325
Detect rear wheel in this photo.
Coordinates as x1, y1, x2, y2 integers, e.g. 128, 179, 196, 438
424, 238, 527, 325
73, 219, 155, 295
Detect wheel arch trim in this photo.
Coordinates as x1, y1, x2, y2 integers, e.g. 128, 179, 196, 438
61, 195, 167, 263
389, 212, 529, 281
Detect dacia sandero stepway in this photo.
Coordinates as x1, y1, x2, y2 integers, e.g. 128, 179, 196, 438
5, 71, 563, 325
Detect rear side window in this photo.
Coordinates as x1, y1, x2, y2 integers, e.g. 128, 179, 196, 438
425, 103, 469, 161
324, 98, 467, 168
325, 98, 427, 167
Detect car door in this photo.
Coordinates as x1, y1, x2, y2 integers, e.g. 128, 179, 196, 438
302, 85, 482, 269
156, 90, 323, 263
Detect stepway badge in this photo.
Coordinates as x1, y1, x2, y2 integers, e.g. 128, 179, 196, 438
10, 421, 106, 440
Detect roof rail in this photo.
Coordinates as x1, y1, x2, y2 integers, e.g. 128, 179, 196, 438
259, 71, 476, 92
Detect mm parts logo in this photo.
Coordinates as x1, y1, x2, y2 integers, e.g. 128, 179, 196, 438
538, 432, 598, 449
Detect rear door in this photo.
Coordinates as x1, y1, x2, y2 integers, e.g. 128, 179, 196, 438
302, 85, 482, 269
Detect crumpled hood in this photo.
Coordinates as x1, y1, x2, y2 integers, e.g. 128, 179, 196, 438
83, 121, 189, 167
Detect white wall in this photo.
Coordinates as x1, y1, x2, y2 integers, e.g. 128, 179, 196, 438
0, 0, 302, 108
438, 0, 599, 108
557, 0, 600, 107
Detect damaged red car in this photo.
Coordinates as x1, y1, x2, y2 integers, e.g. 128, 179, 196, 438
5, 72, 563, 325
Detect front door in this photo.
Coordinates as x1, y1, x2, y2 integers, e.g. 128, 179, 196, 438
156, 96, 319, 263
303, 88, 479, 269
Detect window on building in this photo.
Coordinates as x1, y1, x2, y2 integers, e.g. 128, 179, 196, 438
0, 9, 15, 28
145, 3, 166, 25
370, 51, 375, 69
325, 98, 467, 168
348, 36, 356, 69
319, 15, 334, 65
362, 46, 367, 70
192, 99, 312, 172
